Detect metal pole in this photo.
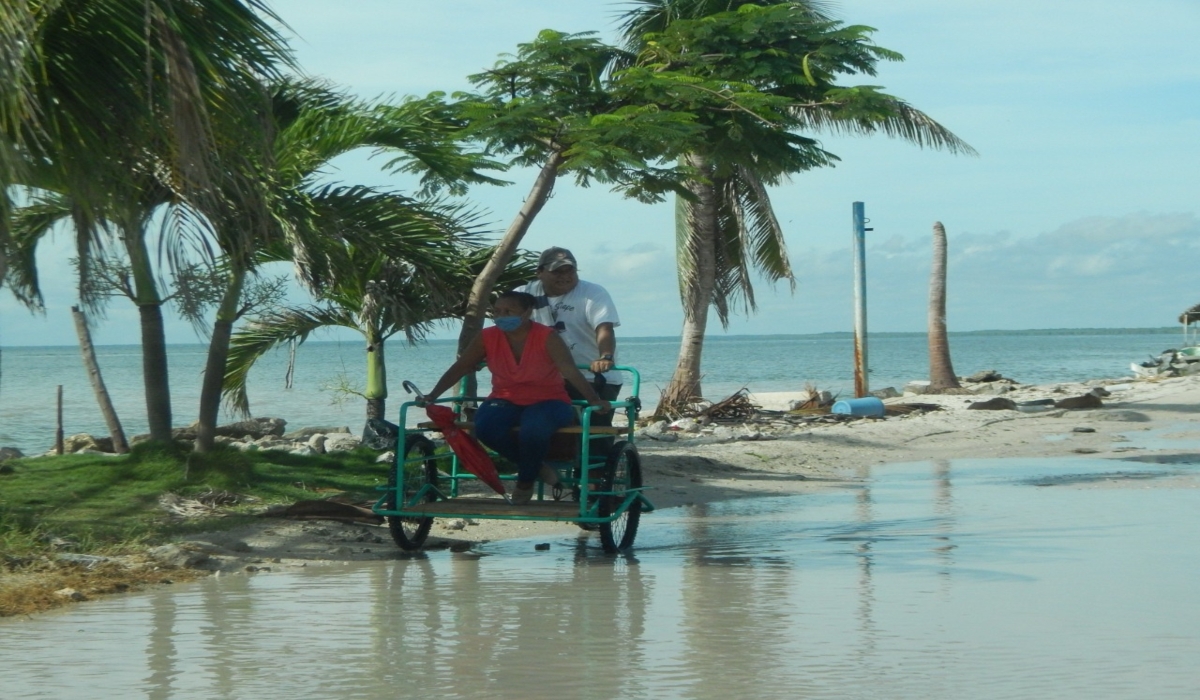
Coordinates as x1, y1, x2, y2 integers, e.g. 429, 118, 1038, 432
852, 202, 869, 397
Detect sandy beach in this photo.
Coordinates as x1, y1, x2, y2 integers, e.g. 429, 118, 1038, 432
177, 372, 1200, 570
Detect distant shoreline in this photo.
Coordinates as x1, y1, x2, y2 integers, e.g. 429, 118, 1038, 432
0, 326, 1185, 350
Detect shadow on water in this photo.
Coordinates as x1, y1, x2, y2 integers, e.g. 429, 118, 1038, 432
3, 456, 1199, 699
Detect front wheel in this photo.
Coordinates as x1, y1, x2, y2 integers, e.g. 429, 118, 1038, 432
598, 441, 642, 553
386, 434, 438, 550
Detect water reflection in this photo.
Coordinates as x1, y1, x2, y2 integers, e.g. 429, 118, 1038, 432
3, 458, 1199, 699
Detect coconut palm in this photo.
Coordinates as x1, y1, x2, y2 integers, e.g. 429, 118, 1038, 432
619, 1, 975, 410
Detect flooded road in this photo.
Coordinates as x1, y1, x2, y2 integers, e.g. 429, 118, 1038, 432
4, 457, 1199, 699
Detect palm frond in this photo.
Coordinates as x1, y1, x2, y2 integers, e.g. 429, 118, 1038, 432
223, 305, 356, 416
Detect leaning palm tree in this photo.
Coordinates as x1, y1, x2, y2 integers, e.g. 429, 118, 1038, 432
620, 1, 975, 410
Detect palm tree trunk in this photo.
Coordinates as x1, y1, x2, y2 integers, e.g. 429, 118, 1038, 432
125, 229, 173, 442
456, 150, 564, 358
71, 305, 129, 453
139, 303, 173, 441
365, 332, 387, 421
660, 154, 718, 412
195, 267, 245, 452
928, 221, 960, 390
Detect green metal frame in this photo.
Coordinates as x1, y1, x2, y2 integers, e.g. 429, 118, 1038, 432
372, 365, 655, 524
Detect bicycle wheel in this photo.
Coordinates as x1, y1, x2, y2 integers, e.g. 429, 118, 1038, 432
386, 434, 438, 550
598, 441, 642, 553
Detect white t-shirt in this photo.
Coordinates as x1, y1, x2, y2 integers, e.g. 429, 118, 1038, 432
516, 279, 622, 385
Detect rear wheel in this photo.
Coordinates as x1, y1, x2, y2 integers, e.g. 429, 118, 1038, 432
598, 441, 642, 553
387, 434, 438, 550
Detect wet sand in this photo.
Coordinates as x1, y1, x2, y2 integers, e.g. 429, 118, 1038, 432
179, 373, 1200, 569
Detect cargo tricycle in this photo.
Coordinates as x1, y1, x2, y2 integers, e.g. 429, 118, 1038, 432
373, 366, 654, 553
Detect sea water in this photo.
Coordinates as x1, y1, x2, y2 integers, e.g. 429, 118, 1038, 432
2, 457, 1197, 698
0, 329, 1181, 454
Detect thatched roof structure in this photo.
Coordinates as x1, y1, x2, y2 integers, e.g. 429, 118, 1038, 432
1181, 303, 1200, 325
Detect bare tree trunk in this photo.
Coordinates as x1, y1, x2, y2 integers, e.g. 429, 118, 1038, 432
72, 305, 128, 453
456, 150, 564, 358
928, 221, 960, 389
195, 267, 245, 453
659, 155, 718, 413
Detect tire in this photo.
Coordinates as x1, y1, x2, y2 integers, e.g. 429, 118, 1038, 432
598, 441, 642, 553
386, 434, 438, 550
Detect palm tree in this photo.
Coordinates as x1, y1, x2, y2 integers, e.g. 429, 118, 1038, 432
619, 1, 975, 410
189, 80, 502, 452
928, 221, 960, 390
224, 233, 536, 425
1, 0, 291, 441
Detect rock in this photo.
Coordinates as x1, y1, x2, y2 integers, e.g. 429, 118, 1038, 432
734, 426, 766, 441
324, 434, 361, 452
445, 519, 467, 531
54, 587, 87, 602
710, 426, 736, 443
971, 382, 1012, 395
375, 451, 396, 464
148, 544, 211, 568
1054, 394, 1104, 410
534, 543, 551, 551
968, 397, 1018, 411
0, 446, 25, 462
965, 369, 1004, 383
904, 381, 932, 395
639, 420, 669, 439
669, 418, 701, 433
288, 446, 317, 456
63, 433, 100, 453
1072, 427, 1096, 433
283, 426, 351, 440
307, 434, 328, 453
217, 417, 287, 439
870, 387, 901, 399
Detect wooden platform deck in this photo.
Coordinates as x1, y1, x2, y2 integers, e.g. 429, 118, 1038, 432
401, 497, 587, 519
416, 422, 628, 436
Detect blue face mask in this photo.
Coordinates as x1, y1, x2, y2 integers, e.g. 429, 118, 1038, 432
493, 315, 523, 332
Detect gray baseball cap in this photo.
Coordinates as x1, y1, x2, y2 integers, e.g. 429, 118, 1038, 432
537, 247, 578, 272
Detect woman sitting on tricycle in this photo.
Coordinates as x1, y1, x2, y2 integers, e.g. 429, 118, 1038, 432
418, 291, 611, 504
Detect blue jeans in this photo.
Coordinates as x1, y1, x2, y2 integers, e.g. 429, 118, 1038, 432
474, 399, 575, 483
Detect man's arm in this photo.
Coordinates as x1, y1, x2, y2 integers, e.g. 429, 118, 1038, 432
590, 322, 616, 373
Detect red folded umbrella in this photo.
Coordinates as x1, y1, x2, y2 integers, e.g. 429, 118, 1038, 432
425, 404, 506, 497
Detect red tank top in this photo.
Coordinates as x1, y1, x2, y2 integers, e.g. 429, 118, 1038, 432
483, 322, 571, 405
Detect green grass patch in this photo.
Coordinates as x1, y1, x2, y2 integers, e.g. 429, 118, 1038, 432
0, 443, 392, 555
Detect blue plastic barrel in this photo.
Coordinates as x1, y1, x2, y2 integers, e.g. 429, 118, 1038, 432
831, 396, 885, 417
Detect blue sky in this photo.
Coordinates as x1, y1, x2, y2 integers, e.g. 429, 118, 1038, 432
3, 0, 1198, 346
